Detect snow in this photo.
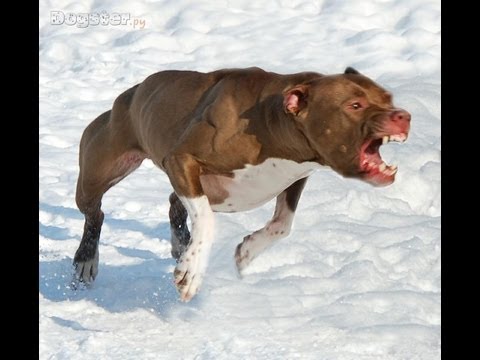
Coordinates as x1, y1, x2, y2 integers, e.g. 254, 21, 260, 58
39, 0, 440, 358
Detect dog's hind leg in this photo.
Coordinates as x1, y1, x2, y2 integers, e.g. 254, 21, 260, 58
74, 92, 145, 283
234, 177, 308, 273
169, 192, 191, 260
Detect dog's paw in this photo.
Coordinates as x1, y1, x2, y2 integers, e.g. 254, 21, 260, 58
174, 251, 205, 302
73, 248, 99, 284
234, 240, 252, 274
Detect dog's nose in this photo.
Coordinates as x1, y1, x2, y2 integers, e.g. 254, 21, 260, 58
391, 110, 411, 122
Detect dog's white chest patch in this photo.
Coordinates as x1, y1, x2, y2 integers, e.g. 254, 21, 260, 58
201, 158, 320, 212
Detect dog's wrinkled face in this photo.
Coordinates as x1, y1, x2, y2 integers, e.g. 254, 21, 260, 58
283, 67, 411, 186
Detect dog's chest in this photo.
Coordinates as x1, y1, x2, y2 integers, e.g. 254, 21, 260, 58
200, 158, 319, 212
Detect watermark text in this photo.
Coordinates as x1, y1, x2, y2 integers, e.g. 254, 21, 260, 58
50, 11, 146, 29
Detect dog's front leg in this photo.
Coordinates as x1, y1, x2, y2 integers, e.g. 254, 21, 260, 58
164, 153, 215, 302
235, 177, 308, 273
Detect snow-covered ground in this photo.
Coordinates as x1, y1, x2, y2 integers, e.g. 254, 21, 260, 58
39, 0, 441, 358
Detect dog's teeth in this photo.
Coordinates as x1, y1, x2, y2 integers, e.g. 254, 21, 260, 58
379, 163, 386, 172
386, 166, 398, 175
390, 134, 407, 143
382, 135, 389, 145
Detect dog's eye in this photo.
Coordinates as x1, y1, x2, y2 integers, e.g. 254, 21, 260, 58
351, 102, 362, 110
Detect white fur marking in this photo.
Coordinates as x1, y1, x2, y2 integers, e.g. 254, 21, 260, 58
205, 158, 319, 212
174, 195, 215, 301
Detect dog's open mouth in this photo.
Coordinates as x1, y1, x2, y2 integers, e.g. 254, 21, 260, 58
360, 133, 407, 186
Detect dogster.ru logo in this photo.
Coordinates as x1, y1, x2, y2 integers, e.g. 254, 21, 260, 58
50, 11, 146, 29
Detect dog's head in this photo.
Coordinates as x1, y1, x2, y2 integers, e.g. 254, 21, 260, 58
283, 67, 410, 186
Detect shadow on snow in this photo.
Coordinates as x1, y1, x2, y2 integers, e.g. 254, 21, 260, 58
39, 202, 189, 318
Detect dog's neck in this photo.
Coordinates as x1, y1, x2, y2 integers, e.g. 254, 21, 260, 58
251, 94, 325, 165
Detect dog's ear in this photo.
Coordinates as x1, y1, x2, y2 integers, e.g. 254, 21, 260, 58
283, 85, 309, 116
344, 67, 360, 75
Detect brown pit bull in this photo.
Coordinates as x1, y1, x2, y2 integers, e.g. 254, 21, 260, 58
73, 67, 411, 301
